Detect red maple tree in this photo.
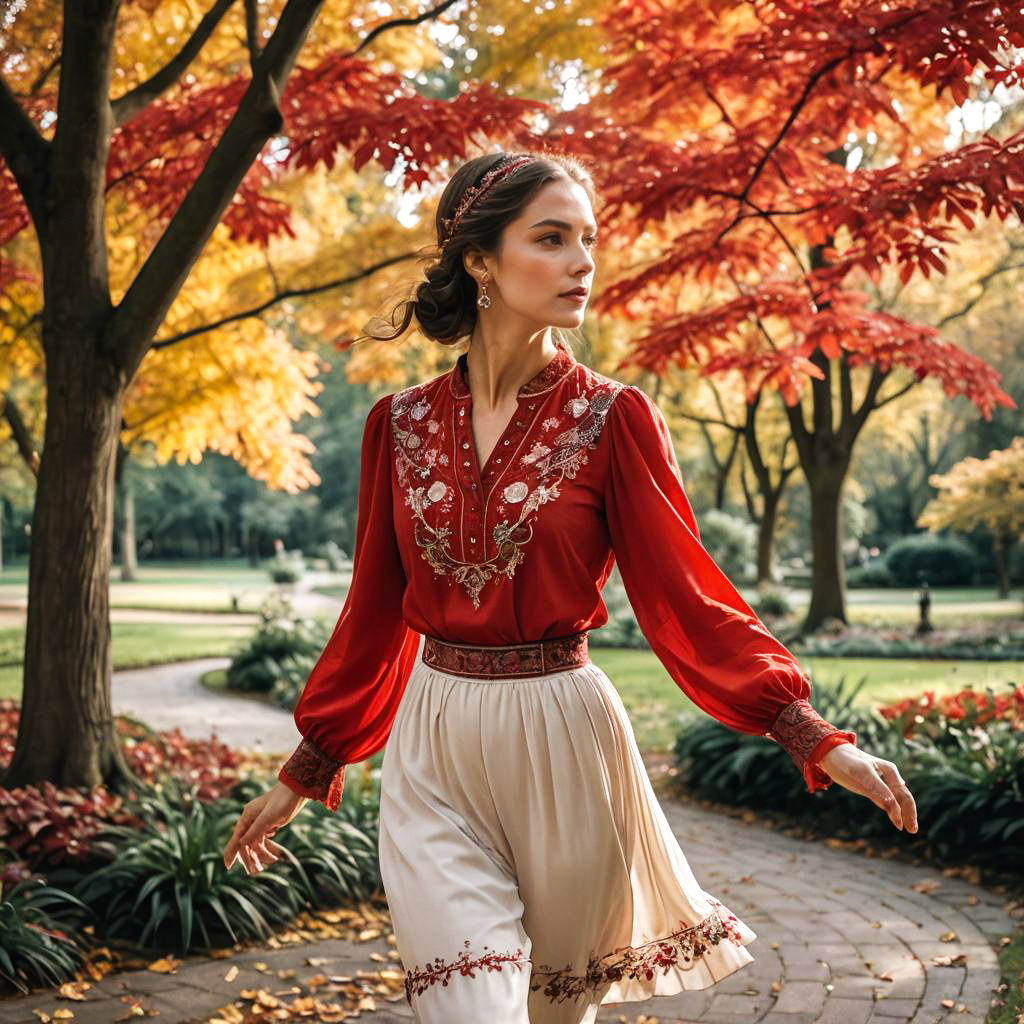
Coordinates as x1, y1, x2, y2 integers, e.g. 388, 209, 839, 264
534, 0, 1020, 631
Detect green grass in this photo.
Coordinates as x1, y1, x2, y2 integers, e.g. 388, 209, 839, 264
0, 559, 348, 614
989, 924, 1024, 1024
586, 647, 1024, 752
2, 561, 1018, 619
0, 623, 253, 700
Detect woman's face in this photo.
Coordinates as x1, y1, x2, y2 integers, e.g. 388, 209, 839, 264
471, 177, 598, 329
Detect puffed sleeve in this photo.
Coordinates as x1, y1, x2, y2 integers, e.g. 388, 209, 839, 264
278, 393, 421, 810
603, 385, 857, 793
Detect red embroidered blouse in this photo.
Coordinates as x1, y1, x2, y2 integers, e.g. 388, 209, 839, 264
278, 345, 857, 810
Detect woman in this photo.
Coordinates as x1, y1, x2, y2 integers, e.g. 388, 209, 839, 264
222, 151, 918, 1024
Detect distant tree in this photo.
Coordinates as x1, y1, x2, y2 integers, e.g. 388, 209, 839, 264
918, 437, 1024, 600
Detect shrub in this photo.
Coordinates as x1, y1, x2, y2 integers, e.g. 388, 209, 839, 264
847, 559, 894, 587
275, 777, 384, 904
671, 676, 1024, 875
672, 674, 894, 810
316, 540, 348, 572
693, 509, 756, 582
225, 592, 328, 694
749, 583, 795, 619
73, 781, 309, 955
883, 533, 978, 586
268, 562, 302, 584
591, 570, 649, 650
877, 683, 1024, 738
0, 781, 144, 874
0, 877, 90, 994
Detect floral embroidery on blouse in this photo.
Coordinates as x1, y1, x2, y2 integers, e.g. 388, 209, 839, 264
390, 354, 626, 609
402, 897, 745, 1005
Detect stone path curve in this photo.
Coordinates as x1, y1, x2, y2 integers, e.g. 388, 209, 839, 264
0, 658, 1016, 1024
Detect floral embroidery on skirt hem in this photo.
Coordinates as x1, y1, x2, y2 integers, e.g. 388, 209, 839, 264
402, 896, 751, 1007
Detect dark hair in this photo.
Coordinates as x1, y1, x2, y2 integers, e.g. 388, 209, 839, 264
348, 149, 597, 349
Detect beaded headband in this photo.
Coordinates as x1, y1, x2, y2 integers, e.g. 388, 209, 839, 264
440, 155, 533, 247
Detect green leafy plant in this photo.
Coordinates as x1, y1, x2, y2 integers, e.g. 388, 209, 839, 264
225, 591, 328, 694
275, 796, 383, 904
749, 583, 795, 620
0, 877, 89, 994
671, 675, 1024, 874
73, 781, 309, 955
883, 533, 978, 586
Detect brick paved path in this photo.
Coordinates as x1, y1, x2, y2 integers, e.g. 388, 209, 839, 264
1, 786, 1013, 1024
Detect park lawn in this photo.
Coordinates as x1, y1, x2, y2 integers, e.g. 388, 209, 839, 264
0, 623, 254, 700
2, 560, 1018, 621
0, 560, 350, 614
989, 924, 1024, 1024
587, 646, 1024, 753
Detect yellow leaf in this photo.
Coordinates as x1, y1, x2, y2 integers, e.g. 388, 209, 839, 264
147, 955, 181, 973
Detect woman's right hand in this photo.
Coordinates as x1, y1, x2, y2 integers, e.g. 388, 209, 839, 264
222, 782, 310, 874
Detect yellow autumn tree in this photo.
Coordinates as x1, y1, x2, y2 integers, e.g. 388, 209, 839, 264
917, 437, 1024, 600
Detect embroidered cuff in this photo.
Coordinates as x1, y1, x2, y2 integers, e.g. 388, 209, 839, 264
278, 737, 346, 811
767, 698, 857, 794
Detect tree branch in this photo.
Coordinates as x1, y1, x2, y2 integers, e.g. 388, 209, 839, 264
111, 0, 239, 127
344, 0, 463, 57
28, 54, 61, 98
107, 0, 464, 380
0, 72, 51, 233
106, 0, 328, 379
936, 257, 1024, 328
151, 249, 419, 349
244, 0, 263, 73
871, 377, 918, 411
1, 392, 40, 476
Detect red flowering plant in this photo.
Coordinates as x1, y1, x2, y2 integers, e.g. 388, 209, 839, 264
876, 683, 1024, 742
0, 699, 278, 880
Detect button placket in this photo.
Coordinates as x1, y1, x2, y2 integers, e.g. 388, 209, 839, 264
458, 394, 543, 561
454, 397, 484, 560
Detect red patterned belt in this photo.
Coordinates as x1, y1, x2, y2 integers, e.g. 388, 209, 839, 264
421, 631, 590, 679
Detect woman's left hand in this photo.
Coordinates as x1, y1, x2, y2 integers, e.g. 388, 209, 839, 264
817, 743, 919, 833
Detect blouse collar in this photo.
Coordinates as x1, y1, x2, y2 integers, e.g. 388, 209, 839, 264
449, 345, 577, 400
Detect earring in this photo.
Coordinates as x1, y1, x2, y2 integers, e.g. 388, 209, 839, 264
477, 274, 491, 309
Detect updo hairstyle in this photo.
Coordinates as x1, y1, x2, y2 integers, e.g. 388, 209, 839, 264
352, 149, 596, 348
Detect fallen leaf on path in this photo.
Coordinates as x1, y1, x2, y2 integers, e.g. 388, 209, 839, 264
146, 956, 181, 973
116, 995, 159, 1020
931, 953, 968, 967
57, 982, 90, 1000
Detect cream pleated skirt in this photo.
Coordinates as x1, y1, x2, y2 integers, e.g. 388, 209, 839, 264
377, 633, 758, 1024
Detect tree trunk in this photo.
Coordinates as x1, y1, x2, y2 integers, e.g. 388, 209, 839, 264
755, 488, 782, 584
801, 468, 849, 632
117, 450, 139, 582
3, 356, 139, 792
